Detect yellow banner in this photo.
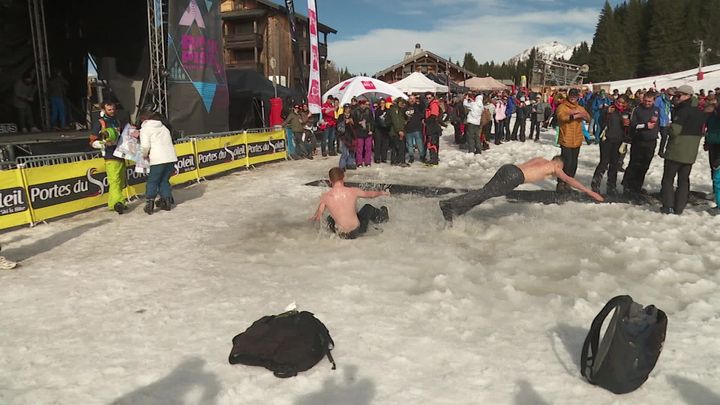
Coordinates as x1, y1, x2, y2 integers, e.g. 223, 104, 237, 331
195, 133, 248, 178
0, 168, 33, 230
23, 158, 108, 222
247, 130, 287, 166
124, 162, 148, 199
170, 141, 199, 185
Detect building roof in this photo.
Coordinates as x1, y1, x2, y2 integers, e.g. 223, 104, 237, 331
255, 0, 338, 34
374, 50, 476, 79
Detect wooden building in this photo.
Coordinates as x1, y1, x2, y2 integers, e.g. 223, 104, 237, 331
220, 0, 337, 89
374, 44, 476, 84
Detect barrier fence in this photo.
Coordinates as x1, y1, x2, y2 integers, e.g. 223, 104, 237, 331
0, 128, 287, 231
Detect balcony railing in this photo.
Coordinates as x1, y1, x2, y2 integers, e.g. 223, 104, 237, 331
225, 33, 263, 50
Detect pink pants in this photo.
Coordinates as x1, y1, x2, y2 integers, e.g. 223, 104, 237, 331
355, 137, 373, 166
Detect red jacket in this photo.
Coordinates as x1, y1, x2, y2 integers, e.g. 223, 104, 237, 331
322, 101, 336, 127
425, 99, 440, 119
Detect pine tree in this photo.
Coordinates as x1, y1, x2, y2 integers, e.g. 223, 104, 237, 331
644, 0, 687, 74
620, 0, 646, 78
588, 2, 616, 82
462, 53, 480, 74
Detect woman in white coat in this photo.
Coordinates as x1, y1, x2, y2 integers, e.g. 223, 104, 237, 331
139, 111, 177, 214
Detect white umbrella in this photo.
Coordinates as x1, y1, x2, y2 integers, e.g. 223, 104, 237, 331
323, 76, 408, 106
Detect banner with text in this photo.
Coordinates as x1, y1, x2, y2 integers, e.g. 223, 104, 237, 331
23, 159, 109, 223
306, 0, 321, 114
167, 0, 229, 135
247, 130, 287, 166
196, 133, 248, 178
0, 169, 33, 230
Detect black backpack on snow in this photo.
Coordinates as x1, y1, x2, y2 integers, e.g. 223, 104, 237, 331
228, 310, 336, 378
580, 295, 667, 394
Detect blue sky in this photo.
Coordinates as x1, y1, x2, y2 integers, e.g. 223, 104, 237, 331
290, 0, 620, 75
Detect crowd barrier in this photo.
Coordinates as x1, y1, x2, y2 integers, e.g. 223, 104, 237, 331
0, 128, 287, 231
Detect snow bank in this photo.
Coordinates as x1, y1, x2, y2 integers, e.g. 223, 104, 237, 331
1, 128, 719, 404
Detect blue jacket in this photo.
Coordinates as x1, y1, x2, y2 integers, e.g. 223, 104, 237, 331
654, 94, 672, 127
592, 96, 610, 113
506, 97, 516, 115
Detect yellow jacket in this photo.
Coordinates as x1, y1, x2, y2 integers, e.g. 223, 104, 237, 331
557, 100, 585, 148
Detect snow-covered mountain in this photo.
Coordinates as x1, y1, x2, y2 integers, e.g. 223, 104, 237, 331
507, 41, 579, 64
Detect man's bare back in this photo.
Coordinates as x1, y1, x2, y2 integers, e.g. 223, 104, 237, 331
517, 157, 560, 183
311, 180, 389, 233
517, 157, 603, 202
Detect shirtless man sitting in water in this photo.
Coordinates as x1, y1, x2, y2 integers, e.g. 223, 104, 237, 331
439, 156, 604, 221
310, 167, 390, 239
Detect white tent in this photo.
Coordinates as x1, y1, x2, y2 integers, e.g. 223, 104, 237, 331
392, 72, 449, 93
323, 76, 408, 106
463, 76, 508, 91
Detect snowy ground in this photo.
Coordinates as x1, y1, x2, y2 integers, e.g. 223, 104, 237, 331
1, 127, 720, 405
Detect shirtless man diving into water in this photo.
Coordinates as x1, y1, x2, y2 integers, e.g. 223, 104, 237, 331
310, 167, 390, 239
439, 156, 604, 221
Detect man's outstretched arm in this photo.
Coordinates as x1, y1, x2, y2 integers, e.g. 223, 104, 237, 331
556, 170, 605, 202
356, 189, 390, 199
310, 201, 326, 221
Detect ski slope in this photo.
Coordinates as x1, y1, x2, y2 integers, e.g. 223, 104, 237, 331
1, 128, 719, 405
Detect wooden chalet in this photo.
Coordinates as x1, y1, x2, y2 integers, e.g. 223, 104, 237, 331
373, 44, 476, 84
220, 0, 337, 89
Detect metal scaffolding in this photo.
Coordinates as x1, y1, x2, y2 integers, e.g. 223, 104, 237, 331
28, 0, 51, 129
531, 57, 588, 88
143, 0, 169, 115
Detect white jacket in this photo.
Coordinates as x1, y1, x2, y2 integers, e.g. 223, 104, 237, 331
140, 120, 177, 165
464, 95, 484, 125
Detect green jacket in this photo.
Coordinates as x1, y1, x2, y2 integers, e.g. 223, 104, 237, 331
283, 111, 305, 133
388, 103, 406, 137
664, 100, 709, 164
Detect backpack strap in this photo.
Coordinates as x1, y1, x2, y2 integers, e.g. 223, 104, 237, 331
581, 295, 633, 382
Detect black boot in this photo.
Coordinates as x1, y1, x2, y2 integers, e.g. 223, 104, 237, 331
376, 206, 389, 223
113, 202, 126, 215
158, 197, 172, 211
144, 199, 155, 215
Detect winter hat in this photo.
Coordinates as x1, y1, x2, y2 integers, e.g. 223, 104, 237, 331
568, 88, 581, 98
676, 85, 694, 95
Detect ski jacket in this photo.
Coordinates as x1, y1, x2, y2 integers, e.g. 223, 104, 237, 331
505, 97, 516, 116
630, 104, 661, 142
495, 102, 507, 121
282, 111, 305, 133
321, 101, 336, 127
603, 105, 629, 143
557, 99, 586, 148
388, 103, 407, 137
654, 95, 672, 127
464, 95, 484, 126
140, 120, 177, 165
664, 100, 710, 164
90, 114, 124, 161
351, 106, 374, 138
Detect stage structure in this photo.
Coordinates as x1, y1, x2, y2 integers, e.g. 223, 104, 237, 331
531, 57, 589, 88
143, 0, 169, 115
21, 0, 227, 136
27, 0, 51, 129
